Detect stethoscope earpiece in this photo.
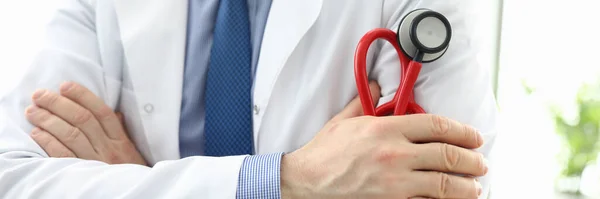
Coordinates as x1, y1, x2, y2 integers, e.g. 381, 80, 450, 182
397, 9, 452, 63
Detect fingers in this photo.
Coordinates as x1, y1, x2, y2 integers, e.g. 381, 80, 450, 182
116, 112, 124, 123
412, 143, 487, 177
410, 171, 481, 199
331, 81, 381, 122
25, 105, 97, 159
364, 81, 382, 114
31, 89, 108, 146
386, 114, 483, 149
59, 82, 125, 139
30, 127, 77, 158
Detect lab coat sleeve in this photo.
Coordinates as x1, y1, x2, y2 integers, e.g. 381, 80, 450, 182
0, 1, 245, 198
371, 1, 498, 198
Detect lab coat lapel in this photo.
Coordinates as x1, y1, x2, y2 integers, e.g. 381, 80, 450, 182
253, 0, 323, 137
113, 0, 188, 160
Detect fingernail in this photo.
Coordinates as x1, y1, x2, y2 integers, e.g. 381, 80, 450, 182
475, 181, 482, 196
60, 82, 73, 92
30, 128, 40, 136
368, 81, 381, 91
26, 106, 39, 114
483, 158, 489, 174
32, 90, 46, 99
476, 131, 484, 146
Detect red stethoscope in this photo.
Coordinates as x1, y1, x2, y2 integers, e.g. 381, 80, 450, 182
354, 9, 452, 116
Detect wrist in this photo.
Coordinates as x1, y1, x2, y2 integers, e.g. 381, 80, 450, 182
281, 153, 312, 199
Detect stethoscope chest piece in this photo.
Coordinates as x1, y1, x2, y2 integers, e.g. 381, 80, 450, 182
397, 9, 452, 63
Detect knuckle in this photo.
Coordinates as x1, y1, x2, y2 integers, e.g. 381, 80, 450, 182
462, 124, 472, 140
36, 110, 53, 122
374, 146, 399, 165
72, 84, 85, 97
66, 83, 86, 100
476, 153, 486, 174
44, 92, 59, 108
365, 119, 389, 136
64, 127, 82, 143
30, 127, 43, 136
463, 124, 478, 144
326, 121, 343, 133
437, 173, 452, 198
374, 144, 415, 166
32, 130, 52, 147
442, 143, 460, 170
72, 107, 93, 125
96, 106, 114, 121
430, 115, 450, 137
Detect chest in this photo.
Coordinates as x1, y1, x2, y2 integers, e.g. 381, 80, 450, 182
96, 0, 396, 162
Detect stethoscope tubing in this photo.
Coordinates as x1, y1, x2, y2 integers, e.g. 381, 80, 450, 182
355, 9, 450, 116
393, 60, 422, 115
354, 28, 425, 116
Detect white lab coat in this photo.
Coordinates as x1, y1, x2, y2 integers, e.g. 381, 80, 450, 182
0, 0, 498, 198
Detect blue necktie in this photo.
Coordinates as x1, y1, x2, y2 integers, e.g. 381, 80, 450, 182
204, 0, 254, 156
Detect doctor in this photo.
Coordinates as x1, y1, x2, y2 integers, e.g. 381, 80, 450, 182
0, 0, 497, 199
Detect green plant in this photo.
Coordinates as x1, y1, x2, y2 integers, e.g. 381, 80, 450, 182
552, 83, 600, 178
523, 80, 600, 194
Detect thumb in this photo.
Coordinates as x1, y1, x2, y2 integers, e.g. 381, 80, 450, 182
331, 81, 381, 122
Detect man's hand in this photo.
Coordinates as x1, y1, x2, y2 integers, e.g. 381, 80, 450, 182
281, 82, 487, 199
24, 81, 147, 166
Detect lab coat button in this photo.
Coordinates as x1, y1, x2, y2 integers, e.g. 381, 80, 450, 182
253, 105, 260, 115
144, 104, 154, 113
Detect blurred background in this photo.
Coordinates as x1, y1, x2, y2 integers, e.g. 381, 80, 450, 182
0, 0, 599, 198
492, 0, 600, 198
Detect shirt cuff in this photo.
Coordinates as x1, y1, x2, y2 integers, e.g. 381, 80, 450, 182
236, 153, 284, 199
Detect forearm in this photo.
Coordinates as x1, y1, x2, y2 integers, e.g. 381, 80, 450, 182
0, 105, 245, 198
0, 151, 246, 198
